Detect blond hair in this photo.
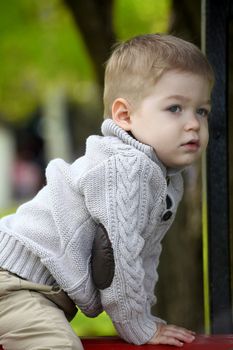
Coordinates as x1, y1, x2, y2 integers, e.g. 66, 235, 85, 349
103, 33, 214, 118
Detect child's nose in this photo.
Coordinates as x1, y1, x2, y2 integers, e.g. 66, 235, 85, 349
184, 113, 201, 131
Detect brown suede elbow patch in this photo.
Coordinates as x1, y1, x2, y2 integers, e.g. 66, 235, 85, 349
91, 223, 115, 290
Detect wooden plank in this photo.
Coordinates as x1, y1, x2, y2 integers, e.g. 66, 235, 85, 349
1, 335, 233, 349
81, 335, 233, 349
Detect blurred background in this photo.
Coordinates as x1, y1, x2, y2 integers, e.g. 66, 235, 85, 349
0, 0, 209, 338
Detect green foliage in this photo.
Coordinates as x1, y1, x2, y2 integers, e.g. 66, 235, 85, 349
0, 0, 94, 121
114, 0, 171, 40
0, 0, 171, 123
71, 311, 117, 337
0, 208, 16, 218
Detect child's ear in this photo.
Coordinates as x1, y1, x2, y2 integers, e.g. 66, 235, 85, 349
111, 98, 132, 131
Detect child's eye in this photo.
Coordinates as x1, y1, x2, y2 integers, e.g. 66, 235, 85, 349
167, 105, 182, 113
197, 108, 209, 118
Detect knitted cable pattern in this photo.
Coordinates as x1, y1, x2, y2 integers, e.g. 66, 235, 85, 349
81, 150, 168, 344
114, 154, 146, 310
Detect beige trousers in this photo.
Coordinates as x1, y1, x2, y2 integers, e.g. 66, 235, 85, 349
0, 269, 84, 350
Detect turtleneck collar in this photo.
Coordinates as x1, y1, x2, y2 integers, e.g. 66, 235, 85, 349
101, 119, 184, 176
101, 118, 184, 177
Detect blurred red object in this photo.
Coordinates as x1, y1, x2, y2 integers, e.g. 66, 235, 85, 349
81, 335, 233, 350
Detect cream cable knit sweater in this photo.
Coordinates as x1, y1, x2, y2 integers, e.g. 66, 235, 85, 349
0, 119, 183, 345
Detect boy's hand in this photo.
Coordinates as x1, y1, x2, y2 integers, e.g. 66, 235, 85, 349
148, 323, 195, 347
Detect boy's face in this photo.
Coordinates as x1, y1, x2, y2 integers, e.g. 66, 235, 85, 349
113, 70, 211, 168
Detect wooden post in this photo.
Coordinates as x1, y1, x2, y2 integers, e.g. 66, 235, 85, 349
202, 0, 233, 333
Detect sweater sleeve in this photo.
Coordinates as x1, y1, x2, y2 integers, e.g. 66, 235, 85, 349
79, 152, 166, 345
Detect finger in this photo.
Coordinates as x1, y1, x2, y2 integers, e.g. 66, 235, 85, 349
166, 330, 194, 343
155, 335, 184, 347
173, 325, 196, 336
161, 327, 195, 343
167, 324, 194, 334
174, 328, 196, 342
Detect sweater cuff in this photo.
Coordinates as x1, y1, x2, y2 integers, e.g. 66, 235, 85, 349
68, 285, 103, 318
79, 291, 103, 318
113, 314, 160, 345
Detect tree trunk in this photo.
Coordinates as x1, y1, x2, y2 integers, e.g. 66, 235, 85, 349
168, 0, 201, 46
154, 166, 204, 331
0, 126, 14, 209
64, 0, 116, 87
43, 87, 72, 162
229, 17, 233, 288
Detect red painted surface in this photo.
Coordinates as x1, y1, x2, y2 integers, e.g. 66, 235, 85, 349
1, 335, 233, 349
81, 335, 233, 350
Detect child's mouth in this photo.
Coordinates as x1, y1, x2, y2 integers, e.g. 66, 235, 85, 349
181, 139, 200, 151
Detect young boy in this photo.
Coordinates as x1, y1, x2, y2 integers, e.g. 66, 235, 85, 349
0, 34, 214, 349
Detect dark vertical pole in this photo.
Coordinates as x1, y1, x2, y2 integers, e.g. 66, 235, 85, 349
202, 0, 233, 333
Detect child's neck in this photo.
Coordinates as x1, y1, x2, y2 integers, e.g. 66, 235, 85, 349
127, 131, 137, 140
